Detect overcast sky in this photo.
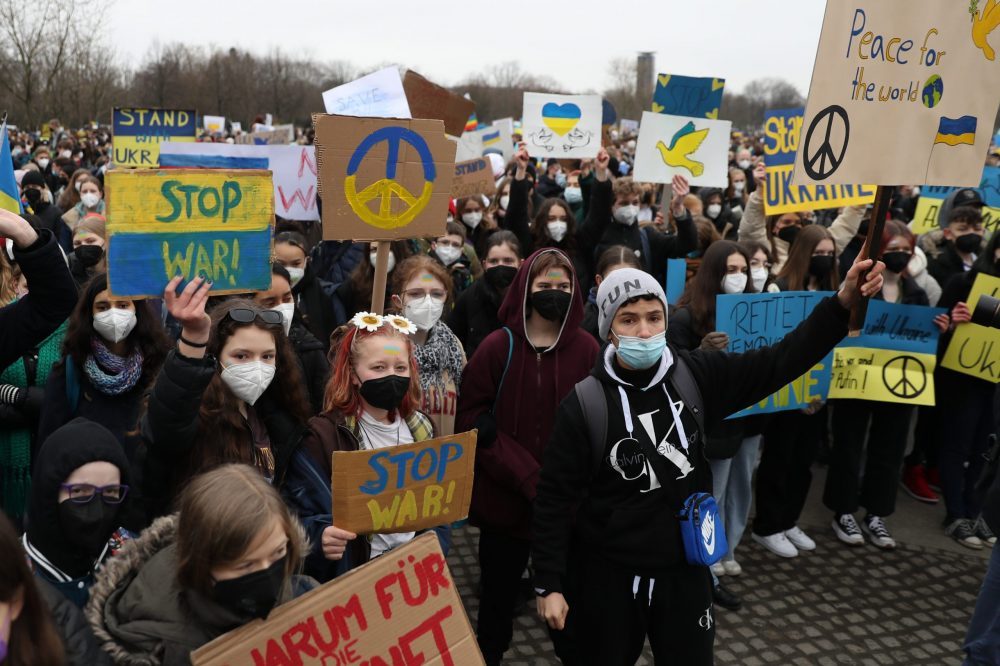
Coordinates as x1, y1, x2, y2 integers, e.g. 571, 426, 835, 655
108, 0, 827, 96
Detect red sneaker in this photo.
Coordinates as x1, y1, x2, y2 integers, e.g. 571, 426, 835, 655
926, 466, 942, 492
901, 465, 939, 504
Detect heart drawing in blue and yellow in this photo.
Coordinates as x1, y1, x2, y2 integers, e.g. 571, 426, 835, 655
656, 121, 709, 177
542, 103, 582, 136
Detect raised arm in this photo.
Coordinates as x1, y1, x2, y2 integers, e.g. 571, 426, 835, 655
576, 147, 613, 251
738, 162, 768, 245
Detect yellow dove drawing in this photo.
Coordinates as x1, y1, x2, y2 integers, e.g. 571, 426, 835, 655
973, 0, 1000, 61
656, 121, 709, 177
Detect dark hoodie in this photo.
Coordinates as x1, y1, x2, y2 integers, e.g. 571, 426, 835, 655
25, 418, 132, 607
455, 248, 600, 539
532, 295, 852, 593
292, 261, 338, 352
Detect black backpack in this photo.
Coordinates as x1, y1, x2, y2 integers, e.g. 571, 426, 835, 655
574, 355, 706, 478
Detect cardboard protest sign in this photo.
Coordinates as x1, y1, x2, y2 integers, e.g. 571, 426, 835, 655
332, 431, 477, 535
828, 301, 945, 405
942, 273, 1000, 383
202, 115, 225, 134
632, 111, 731, 187
651, 73, 726, 119
236, 125, 295, 146
313, 115, 455, 241
793, 1, 1000, 186
521, 93, 602, 159
452, 132, 483, 163
112, 108, 196, 168
403, 70, 476, 137
105, 169, 273, 298
666, 258, 686, 306
762, 108, 876, 215
323, 67, 412, 118
159, 143, 319, 222
191, 533, 485, 666
716, 291, 835, 417
909, 167, 1000, 235
451, 158, 497, 199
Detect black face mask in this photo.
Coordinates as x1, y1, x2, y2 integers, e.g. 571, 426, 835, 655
485, 265, 517, 290
955, 233, 983, 254
74, 244, 104, 267
809, 255, 835, 278
882, 251, 911, 274
212, 555, 286, 620
23, 188, 43, 207
359, 375, 410, 411
530, 289, 572, 322
777, 225, 800, 245
58, 499, 119, 560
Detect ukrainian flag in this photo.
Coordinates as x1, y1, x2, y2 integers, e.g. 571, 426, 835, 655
0, 119, 22, 214
934, 116, 978, 146
482, 129, 501, 147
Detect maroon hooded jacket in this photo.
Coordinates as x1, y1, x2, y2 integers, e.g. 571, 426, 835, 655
456, 248, 599, 539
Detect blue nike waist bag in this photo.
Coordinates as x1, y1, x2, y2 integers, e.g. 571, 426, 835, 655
677, 493, 727, 567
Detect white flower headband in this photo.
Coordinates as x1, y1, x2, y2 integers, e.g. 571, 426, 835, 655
350, 312, 417, 336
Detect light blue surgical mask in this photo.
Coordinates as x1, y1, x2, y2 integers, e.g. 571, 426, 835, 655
612, 330, 666, 370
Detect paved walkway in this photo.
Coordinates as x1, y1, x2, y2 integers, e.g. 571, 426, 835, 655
446, 466, 990, 665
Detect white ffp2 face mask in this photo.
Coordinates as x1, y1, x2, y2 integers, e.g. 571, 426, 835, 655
547, 221, 568, 243
613, 205, 639, 226
93, 308, 137, 343
405, 295, 445, 331
720, 273, 748, 295
220, 361, 276, 405
274, 302, 295, 336
751, 267, 769, 292
81, 193, 101, 209
435, 245, 462, 266
462, 211, 483, 229
285, 266, 305, 286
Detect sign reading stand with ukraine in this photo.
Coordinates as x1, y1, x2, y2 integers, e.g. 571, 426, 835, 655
112, 108, 197, 168
105, 169, 274, 298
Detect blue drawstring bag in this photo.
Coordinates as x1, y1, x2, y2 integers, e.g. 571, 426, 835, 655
677, 493, 727, 567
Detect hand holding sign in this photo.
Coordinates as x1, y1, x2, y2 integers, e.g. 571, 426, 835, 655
321, 525, 357, 561
595, 147, 611, 182
165, 275, 212, 352
514, 142, 530, 180
951, 301, 973, 325
670, 174, 691, 217
752, 161, 767, 192
837, 258, 886, 310
0, 208, 38, 248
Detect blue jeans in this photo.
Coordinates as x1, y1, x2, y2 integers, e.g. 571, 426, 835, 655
965, 544, 1000, 665
710, 435, 761, 563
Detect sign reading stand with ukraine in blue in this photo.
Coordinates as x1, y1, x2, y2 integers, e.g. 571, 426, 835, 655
112, 108, 197, 168
105, 169, 274, 298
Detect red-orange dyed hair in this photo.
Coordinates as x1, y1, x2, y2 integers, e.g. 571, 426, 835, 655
322, 322, 422, 419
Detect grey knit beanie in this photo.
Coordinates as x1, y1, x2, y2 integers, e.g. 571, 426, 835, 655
596, 268, 668, 340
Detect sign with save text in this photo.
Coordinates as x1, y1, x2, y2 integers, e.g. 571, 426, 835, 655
762, 107, 876, 215
191, 533, 485, 666
794, 1, 1000, 187
106, 169, 274, 298
942, 273, 1000, 383
332, 430, 477, 535
717, 291, 834, 417
112, 107, 197, 168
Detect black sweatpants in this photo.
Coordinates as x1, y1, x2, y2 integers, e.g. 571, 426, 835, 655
476, 527, 578, 665
936, 369, 995, 522
824, 399, 913, 517
573, 555, 714, 666
753, 408, 825, 536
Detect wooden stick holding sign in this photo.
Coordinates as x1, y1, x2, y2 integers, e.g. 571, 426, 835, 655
370, 242, 391, 315
848, 185, 894, 335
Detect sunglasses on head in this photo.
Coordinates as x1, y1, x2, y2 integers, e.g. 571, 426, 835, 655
225, 308, 283, 326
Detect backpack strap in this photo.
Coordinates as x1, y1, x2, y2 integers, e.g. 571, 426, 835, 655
491, 327, 514, 415
64, 355, 80, 415
668, 355, 705, 442
574, 376, 609, 478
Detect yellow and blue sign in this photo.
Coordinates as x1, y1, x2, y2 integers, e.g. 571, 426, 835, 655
112, 108, 197, 168
106, 169, 273, 297
762, 107, 876, 215
541, 103, 583, 137
942, 273, 1000, 383
651, 74, 725, 119
909, 166, 1000, 235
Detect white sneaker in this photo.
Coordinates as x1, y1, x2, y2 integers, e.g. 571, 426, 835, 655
833, 514, 865, 546
722, 560, 742, 576
863, 515, 896, 550
752, 532, 798, 558
784, 526, 816, 551
711, 561, 726, 577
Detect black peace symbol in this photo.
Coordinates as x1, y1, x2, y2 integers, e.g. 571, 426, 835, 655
803, 105, 850, 181
882, 354, 927, 399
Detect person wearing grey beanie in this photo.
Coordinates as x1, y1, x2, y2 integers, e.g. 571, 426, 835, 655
532, 256, 885, 665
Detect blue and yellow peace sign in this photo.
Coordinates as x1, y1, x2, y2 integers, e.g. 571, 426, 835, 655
345, 126, 437, 230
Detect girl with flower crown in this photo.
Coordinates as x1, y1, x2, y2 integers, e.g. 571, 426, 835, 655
281, 310, 449, 582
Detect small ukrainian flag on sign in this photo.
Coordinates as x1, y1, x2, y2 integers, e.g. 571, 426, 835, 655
934, 116, 978, 146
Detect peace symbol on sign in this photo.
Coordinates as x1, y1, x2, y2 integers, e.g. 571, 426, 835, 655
803, 105, 850, 181
344, 126, 437, 230
882, 354, 927, 400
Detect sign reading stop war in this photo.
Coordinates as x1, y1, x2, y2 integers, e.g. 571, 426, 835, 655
106, 169, 274, 298
942, 273, 1000, 383
794, 1, 1000, 187
191, 533, 485, 666
332, 431, 477, 535
112, 107, 197, 168
313, 115, 455, 241
762, 108, 876, 215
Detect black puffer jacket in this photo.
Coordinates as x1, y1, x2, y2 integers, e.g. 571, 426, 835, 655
292, 262, 338, 352
288, 322, 329, 414
37, 577, 112, 666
